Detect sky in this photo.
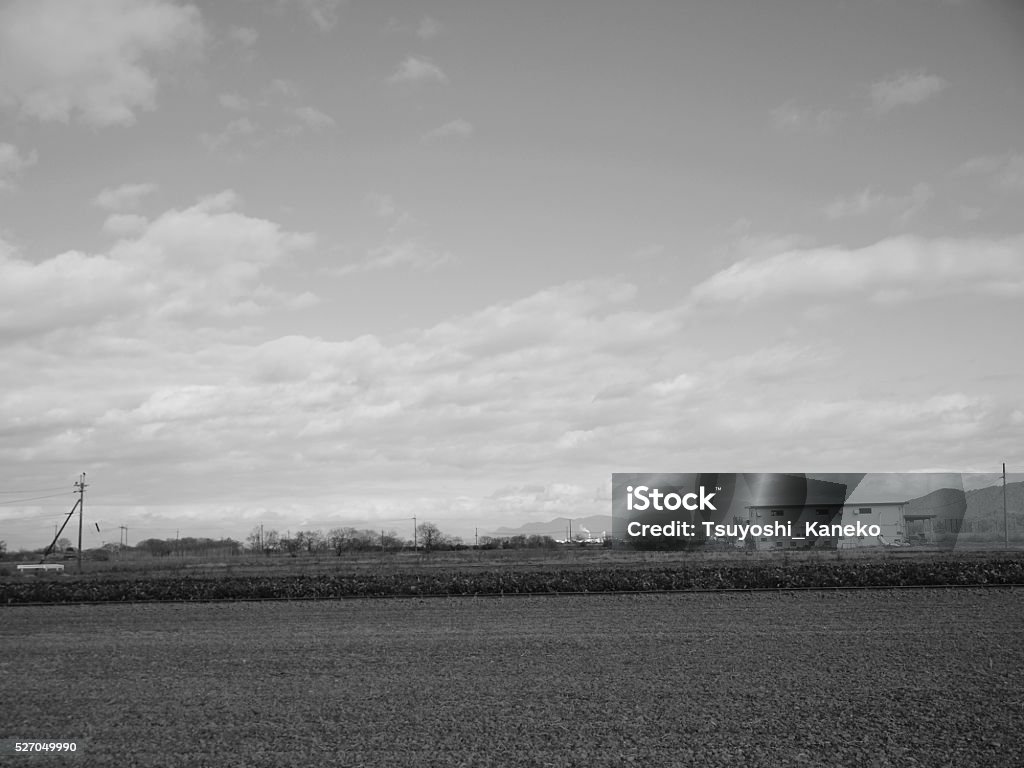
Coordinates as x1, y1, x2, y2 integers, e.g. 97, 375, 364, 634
1, 0, 1023, 550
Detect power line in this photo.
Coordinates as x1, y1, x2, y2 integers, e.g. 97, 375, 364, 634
0, 511, 77, 523
0, 485, 70, 495
0, 492, 73, 505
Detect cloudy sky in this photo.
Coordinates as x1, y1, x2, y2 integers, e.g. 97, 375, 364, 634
1, 0, 1022, 549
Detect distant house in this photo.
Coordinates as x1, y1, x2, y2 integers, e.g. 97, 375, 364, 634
745, 503, 845, 550
836, 501, 915, 549
742, 474, 849, 550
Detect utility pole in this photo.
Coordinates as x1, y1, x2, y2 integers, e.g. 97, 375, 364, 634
475, 527, 478, 547
260, 523, 264, 553
75, 473, 86, 574
413, 515, 417, 551
1004, 463, 1008, 550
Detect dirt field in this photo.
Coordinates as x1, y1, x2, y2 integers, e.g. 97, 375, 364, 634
2, 589, 1023, 767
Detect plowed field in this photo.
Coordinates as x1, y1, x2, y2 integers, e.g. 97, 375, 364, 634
3, 589, 1022, 767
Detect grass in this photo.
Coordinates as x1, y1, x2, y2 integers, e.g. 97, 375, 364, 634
2, 589, 1022, 766
6, 543, 1022, 582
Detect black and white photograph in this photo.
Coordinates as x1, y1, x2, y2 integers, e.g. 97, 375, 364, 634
1, 1, 1023, 765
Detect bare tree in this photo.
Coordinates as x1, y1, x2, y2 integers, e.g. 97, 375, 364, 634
246, 526, 262, 552
416, 522, 445, 551
300, 529, 324, 553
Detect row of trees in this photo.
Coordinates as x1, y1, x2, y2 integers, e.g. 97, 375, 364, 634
0, 527, 575, 562
244, 524, 565, 555
134, 537, 243, 558
245, 524, 456, 555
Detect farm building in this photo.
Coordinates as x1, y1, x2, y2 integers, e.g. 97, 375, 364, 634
835, 501, 913, 549
741, 474, 850, 551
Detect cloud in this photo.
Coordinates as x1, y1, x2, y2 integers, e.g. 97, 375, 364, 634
0, 0, 206, 126
102, 213, 149, 236
332, 240, 452, 276
688, 234, 1024, 305
0, 191, 316, 335
93, 182, 157, 211
366, 192, 399, 220
957, 153, 1024, 191
0, 142, 38, 190
771, 102, 841, 133
281, 0, 344, 32
201, 116, 258, 153
388, 56, 448, 85
627, 243, 666, 261
227, 25, 258, 48
823, 183, 931, 222
292, 105, 336, 131
1, 262, 1017, 546
218, 92, 250, 111
416, 16, 441, 40
423, 118, 474, 141
868, 69, 947, 114
266, 78, 300, 99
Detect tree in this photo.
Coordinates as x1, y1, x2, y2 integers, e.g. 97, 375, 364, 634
0, 540, 6, 559
262, 529, 279, 554
416, 522, 445, 551
299, 529, 324, 553
57, 537, 72, 551
136, 538, 172, 557
246, 526, 262, 552
381, 531, 404, 551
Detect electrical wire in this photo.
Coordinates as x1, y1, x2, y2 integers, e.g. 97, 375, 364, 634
0, 491, 73, 506
0, 485, 70, 495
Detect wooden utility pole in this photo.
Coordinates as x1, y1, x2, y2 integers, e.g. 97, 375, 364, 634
1004, 463, 1008, 550
75, 473, 86, 573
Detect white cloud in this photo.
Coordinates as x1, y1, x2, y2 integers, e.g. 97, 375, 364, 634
771, 102, 841, 133
102, 213, 149, 236
292, 105, 336, 131
868, 69, 947, 114
93, 182, 157, 211
0, 191, 316, 334
333, 240, 452, 276
388, 56, 448, 85
416, 16, 441, 40
218, 92, 250, 111
423, 118, 474, 141
227, 25, 258, 48
627, 243, 666, 261
957, 153, 1024, 191
0, 142, 38, 190
823, 182, 931, 222
266, 78, 300, 99
281, 0, 344, 32
689, 234, 1024, 305
0, 0, 206, 126
0, 263, 1017, 546
201, 116, 258, 153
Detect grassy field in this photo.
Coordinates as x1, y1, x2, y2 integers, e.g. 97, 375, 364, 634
2, 589, 1022, 767
5, 543, 1021, 582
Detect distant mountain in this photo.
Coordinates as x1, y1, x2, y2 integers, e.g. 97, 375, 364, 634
489, 515, 614, 540
902, 480, 1023, 534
